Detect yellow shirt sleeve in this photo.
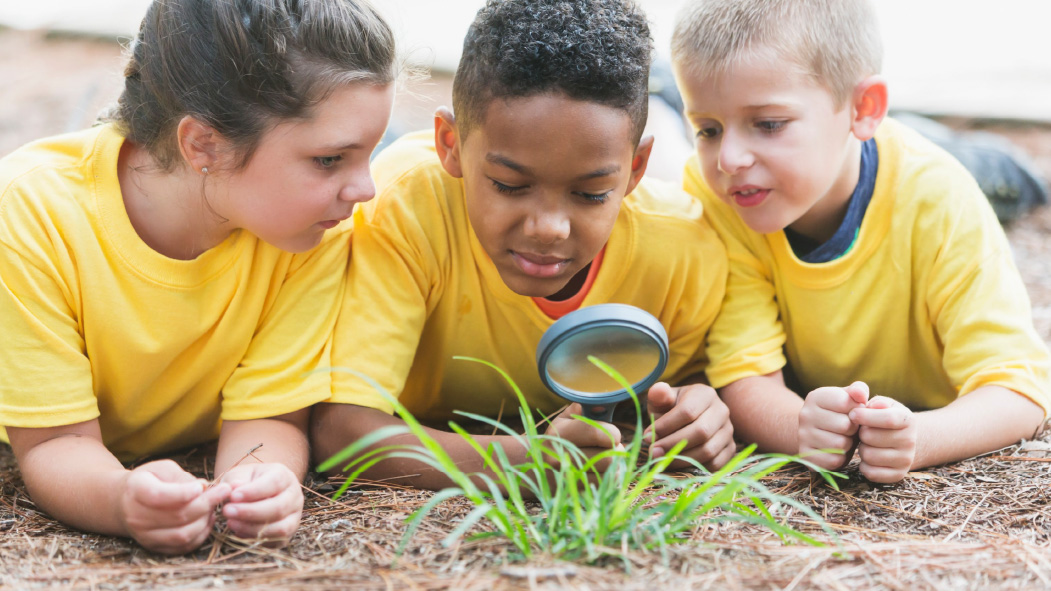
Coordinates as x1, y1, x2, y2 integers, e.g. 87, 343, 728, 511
683, 158, 786, 389
0, 233, 96, 427
221, 225, 351, 420
328, 154, 446, 414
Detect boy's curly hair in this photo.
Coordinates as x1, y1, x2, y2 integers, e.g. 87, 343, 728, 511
452, 0, 653, 145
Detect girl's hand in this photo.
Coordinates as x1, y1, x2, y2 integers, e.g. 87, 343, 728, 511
219, 463, 304, 546
798, 381, 869, 470
850, 396, 917, 483
120, 460, 230, 555
643, 382, 736, 471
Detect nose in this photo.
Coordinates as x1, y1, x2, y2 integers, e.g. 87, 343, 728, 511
717, 129, 755, 175
524, 199, 571, 245
339, 168, 377, 204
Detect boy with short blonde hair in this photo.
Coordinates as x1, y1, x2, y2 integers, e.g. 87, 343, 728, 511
672, 0, 1050, 483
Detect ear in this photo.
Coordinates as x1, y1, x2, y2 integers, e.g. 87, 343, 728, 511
849, 75, 889, 141
175, 115, 221, 174
433, 107, 463, 178
623, 135, 655, 196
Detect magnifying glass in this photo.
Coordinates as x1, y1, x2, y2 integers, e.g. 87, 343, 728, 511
536, 303, 669, 423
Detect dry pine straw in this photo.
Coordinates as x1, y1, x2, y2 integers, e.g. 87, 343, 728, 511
2, 207, 1051, 591
0, 422, 1049, 591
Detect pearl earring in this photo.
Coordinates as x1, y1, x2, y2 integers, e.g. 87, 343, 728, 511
201, 166, 209, 174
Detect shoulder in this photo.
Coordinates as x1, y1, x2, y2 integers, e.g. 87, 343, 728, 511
0, 126, 116, 246
370, 130, 453, 197
622, 177, 726, 270
0, 126, 110, 210
876, 118, 990, 219
362, 130, 463, 225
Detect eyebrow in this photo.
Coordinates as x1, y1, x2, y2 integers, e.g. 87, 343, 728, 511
485, 153, 621, 180
318, 141, 365, 152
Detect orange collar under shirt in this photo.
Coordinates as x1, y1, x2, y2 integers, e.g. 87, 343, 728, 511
532, 246, 606, 320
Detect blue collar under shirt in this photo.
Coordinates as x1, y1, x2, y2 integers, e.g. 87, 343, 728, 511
785, 138, 879, 263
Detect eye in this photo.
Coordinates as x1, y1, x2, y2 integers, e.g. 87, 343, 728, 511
695, 124, 721, 139
491, 179, 527, 195
577, 191, 611, 204
756, 120, 787, 134
314, 155, 342, 169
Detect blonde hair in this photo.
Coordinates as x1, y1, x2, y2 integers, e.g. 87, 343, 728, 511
671, 0, 882, 106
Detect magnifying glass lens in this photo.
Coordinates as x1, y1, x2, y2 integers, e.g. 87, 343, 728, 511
545, 325, 662, 395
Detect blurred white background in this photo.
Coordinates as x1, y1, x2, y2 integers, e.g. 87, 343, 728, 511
2, 0, 1049, 121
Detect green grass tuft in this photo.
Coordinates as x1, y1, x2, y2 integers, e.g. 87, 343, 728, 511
319, 357, 842, 565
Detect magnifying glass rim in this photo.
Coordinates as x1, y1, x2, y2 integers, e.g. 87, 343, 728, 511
537, 303, 669, 405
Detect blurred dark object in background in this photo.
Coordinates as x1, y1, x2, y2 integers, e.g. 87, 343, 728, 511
893, 112, 1049, 224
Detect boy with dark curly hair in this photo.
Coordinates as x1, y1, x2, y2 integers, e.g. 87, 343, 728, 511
312, 0, 735, 487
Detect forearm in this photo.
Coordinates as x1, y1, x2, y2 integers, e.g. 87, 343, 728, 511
217, 408, 311, 481
7, 422, 131, 537
912, 385, 1044, 469
312, 403, 530, 491
719, 371, 803, 454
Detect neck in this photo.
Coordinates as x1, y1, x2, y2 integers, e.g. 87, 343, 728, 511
117, 142, 233, 260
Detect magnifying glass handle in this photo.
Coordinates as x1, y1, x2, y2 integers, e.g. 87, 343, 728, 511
582, 403, 617, 423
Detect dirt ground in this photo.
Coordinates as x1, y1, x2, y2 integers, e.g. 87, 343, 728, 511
2, 28, 1051, 591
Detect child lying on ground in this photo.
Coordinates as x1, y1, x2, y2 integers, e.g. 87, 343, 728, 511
671, 0, 1050, 483
312, 0, 735, 487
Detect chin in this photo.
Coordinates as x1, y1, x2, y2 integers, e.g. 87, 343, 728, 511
502, 272, 568, 299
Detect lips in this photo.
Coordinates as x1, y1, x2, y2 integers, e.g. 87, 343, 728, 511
510, 250, 570, 278
317, 214, 352, 229
728, 185, 770, 208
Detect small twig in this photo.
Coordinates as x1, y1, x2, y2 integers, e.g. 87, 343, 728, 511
943, 491, 992, 543
209, 443, 264, 488
490, 398, 506, 437
989, 455, 1051, 463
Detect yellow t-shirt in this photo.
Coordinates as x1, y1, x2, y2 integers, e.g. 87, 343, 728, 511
0, 125, 349, 460
329, 131, 727, 421
686, 118, 1051, 414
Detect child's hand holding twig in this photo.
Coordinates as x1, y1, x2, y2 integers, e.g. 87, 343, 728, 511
218, 461, 304, 546
120, 459, 230, 555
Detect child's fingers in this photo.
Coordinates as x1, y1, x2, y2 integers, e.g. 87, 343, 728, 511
224, 485, 303, 527
849, 406, 912, 430
139, 512, 216, 555
226, 509, 301, 546
644, 382, 677, 418
844, 381, 870, 405
805, 387, 863, 414
864, 395, 899, 410
857, 443, 913, 471
858, 461, 907, 484
808, 407, 858, 436
126, 470, 206, 510
226, 467, 292, 504
139, 459, 198, 481
550, 415, 622, 449
645, 384, 724, 441
857, 424, 916, 449
656, 420, 734, 467
803, 429, 856, 454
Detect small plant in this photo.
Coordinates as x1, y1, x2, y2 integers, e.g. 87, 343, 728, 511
319, 357, 841, 565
